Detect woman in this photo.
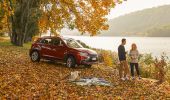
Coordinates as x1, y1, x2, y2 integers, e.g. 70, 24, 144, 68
129, 43, 141, 80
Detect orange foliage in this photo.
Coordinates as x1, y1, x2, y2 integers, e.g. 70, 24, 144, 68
154, 58, 167, 83
1, 0, 126, 36
38, 0, 126, 36
0, 0, 13, 32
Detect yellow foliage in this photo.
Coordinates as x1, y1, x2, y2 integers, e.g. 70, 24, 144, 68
32, 36, 40, 42
37, 0, 123, 36
0, 0, 13, 32
0, 0, 126, 36
101, 50, 113, 67
154, 58, 167, 83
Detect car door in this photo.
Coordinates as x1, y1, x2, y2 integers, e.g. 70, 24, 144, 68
40, 38, 53, 58
51, 37, 67, 60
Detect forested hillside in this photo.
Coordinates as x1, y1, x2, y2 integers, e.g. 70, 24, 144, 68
100, 5, 170, 37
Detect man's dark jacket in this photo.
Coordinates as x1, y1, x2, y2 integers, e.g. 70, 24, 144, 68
118, 45, 126, 61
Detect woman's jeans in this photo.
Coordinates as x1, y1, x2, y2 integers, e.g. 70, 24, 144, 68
130, 63, 140, 77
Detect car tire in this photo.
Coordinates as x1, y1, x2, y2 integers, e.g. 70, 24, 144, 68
66, 56, 76, 68
85, 65, 92, 68
31, 51, 40, 62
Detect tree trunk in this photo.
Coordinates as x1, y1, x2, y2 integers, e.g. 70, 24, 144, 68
9, 0, 39, 46
11, 32, 24, 46
18, 34, 23, 46
24, 35, 32, 43
9, 0, 31, 46
11, 31, 17, 45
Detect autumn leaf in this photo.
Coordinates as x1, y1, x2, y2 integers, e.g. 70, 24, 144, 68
0, 43, 170, 99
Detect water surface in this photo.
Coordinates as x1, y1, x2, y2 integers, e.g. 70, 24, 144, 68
64, 36, 170, 58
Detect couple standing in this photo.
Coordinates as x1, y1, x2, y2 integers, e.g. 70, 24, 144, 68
118, 38, 141, 81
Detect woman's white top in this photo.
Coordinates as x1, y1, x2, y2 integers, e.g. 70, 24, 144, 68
129, 50, 139, 63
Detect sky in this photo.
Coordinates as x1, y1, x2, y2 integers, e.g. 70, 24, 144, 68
107, 0, 170, 19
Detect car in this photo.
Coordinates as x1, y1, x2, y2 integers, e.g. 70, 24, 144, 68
29, 36, 98, 68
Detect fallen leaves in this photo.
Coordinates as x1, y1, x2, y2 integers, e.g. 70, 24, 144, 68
0, 45, 170, 99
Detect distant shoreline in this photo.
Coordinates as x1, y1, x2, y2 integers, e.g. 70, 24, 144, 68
62, 35, 170, 38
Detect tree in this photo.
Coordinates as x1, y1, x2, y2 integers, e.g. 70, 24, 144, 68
9, 0, 41, 46
39, 0, 116, 36
0, 0, 12, 36
1, 0, 125, 46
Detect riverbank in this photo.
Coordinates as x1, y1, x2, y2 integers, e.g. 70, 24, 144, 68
0, 39, 170, 99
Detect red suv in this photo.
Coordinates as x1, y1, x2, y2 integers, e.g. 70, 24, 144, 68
29, 36, 98, 68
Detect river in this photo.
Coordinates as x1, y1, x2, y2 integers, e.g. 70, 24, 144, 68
64, 36, 170, 58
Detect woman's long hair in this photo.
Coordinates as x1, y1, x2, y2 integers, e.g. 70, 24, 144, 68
130, 43, 137, 51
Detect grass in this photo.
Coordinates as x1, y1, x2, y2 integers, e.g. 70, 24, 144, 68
0, 37, 32, 49
0, 41, 12, 46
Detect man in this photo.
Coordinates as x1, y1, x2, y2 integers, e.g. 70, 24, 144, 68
118, 38, 129, 81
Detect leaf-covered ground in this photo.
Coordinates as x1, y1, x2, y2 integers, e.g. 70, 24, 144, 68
0, 45, 170, 99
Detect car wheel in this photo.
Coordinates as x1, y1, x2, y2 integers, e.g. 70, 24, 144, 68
31, 51, 40, 62
85, 65, 92, 68
66, 56, 76, 68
